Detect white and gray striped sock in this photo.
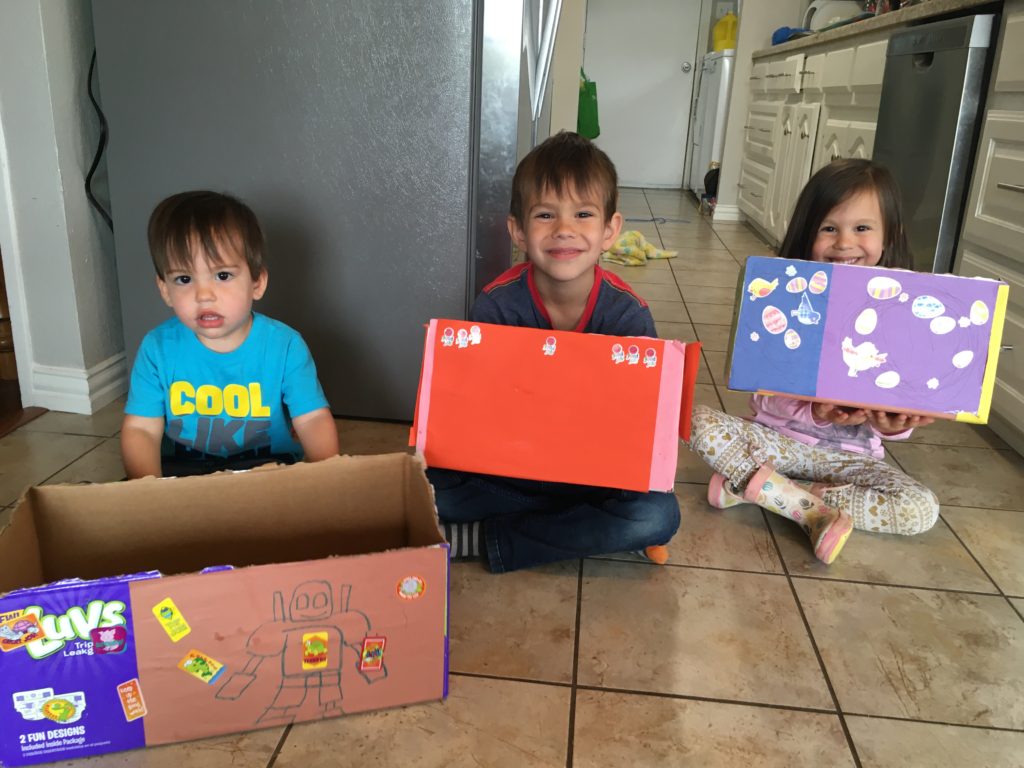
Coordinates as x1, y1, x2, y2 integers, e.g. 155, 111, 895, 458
441, 521, 483, 560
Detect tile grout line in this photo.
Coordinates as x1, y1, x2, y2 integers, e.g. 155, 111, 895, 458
939, 512, 1024, 624
37, 440, 109, 488
565, 558, 585, 768
264, 723, 292, 768
448, 670, 1024, 735
763, 509, 864, 768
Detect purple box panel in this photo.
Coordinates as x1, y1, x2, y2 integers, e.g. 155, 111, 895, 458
817, 268, 1002, 415
0, 575, 155, 766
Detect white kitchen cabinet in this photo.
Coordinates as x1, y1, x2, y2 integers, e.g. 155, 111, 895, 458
742, 33, 887, 247
953, 0, 1024, 453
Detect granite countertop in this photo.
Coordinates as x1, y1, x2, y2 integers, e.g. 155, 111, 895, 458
752, 0, 998, 58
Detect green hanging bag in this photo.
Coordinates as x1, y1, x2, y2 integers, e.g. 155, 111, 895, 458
577, 68, 600, 139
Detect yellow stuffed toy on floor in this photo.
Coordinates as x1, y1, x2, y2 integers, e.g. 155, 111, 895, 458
601, 230, 677, 266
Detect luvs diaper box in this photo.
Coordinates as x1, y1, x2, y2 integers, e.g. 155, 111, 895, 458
0, 454, 448, 766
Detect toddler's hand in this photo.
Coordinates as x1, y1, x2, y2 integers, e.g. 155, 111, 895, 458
866, 410, 934, 434
812, 402, 867, 426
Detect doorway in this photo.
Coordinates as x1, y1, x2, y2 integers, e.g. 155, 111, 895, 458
582, 0, 703, 188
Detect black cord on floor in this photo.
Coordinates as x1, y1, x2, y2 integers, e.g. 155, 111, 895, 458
85, 49, 113, 231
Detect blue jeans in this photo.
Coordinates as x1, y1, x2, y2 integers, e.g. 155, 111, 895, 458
427, 468, 680, 573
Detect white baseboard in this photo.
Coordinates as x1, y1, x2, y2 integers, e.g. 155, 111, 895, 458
29, 353, 128, 415
712, 205, 745, 222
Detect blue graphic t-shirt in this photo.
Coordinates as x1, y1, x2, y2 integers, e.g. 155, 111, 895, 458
125, 313, 329, 462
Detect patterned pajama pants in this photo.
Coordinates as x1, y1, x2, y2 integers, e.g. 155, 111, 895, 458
687, 405, 939, 535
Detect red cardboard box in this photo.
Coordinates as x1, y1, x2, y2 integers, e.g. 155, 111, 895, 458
412, 319, 701, 492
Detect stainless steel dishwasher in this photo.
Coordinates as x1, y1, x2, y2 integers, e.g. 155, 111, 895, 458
872, 14, 995, 274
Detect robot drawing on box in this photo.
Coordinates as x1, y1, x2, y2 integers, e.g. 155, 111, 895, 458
216, 580, 386, 724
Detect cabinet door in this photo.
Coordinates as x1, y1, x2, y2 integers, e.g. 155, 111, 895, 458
962, 111, 1024, 259
845, 119, 876, 160
813, 109, 846, 174
749, 61, 768, 95
781, 103, 822, 237
768, 107, 796, 241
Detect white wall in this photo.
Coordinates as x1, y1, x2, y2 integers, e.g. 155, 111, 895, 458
0, 1, 125, 414
549, 0, 587, 134
714, 0, 805, 221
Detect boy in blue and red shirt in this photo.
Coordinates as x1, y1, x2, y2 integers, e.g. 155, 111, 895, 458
428, 132, 680, 573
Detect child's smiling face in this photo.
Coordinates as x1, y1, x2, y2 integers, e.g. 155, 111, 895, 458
507, 184, 622, 290
157, 232, 267, 353
810, 190, 885, 267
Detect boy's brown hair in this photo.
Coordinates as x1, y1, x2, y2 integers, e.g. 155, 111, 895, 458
148, 191, 266, 280
778, 159, 912, 270
509, 131, 618, 225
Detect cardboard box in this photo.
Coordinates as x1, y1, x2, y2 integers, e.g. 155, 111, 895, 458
0, 454, 448, 767
727, 257, 1009, 422
411, 319, 701, 492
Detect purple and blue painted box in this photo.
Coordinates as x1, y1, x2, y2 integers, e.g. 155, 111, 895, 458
0, 454, 448, 766
727, 257, 1009, 422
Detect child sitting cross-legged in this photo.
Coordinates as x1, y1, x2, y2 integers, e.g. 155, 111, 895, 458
687, 160, 940, 564
426, 131, 681, 573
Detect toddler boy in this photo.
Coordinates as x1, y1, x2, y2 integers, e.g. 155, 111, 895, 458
427, 132, 680, 572
121, 191, 338, 478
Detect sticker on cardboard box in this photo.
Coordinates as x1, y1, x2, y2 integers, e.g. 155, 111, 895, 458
12, 687, 86, 723
359, 636, 386, 672
0, 608, 24, 623
90, 625, 128, 655
178, 650, 225, 685
301, 632, 329, 670
0, 612, 46, 652
397, 576, 425, 600
117, 678, 147, 721
152, 597, 191, 642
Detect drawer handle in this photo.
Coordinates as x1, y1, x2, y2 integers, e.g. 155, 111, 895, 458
800, 129, 809, 139
1002, 345, 1014, 351
750, 76, 762, 80
783, 128, 792, 136
743, 125, 753, 129
749, 192, 762, 198
799, 70, 816, 75
996, 182, 1024, 194
758, 128, 771, 133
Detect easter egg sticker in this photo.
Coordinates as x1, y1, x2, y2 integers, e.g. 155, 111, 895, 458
911, 295, 945, 319
761, 305, 787, 335
875, 370, 901, 389
952, 350, 974, 369
970, 300, 990, 326
786, 276, 807, 293
930, 316, 956, 335
808, 270, 828, 294
784, 328, 801, 349
866, 276, 901, 300
854, 308, 877, 335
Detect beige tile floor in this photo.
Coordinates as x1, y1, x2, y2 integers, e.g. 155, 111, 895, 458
4, 188, 1024, 766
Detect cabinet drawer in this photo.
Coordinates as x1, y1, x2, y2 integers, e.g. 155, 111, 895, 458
738, 159, 771, 225
851, 40, 888, 92
743, 107, 778, 165
995, 11, 1024, 93
802, 53, 826, 93
963, 111, 1024, 263
767, 54, 804, 94
749, 62, 768, 94
822, 46, 854, 93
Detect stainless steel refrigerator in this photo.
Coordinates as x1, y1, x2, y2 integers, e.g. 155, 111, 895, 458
92, 0, 523, 420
